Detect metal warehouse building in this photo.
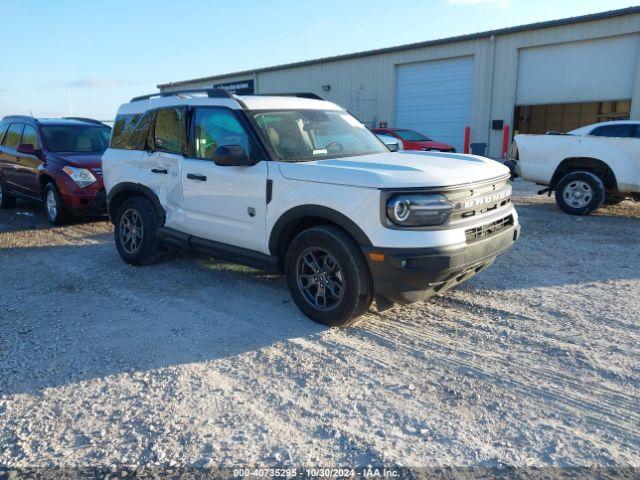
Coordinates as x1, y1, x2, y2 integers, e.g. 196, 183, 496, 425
158, 6, 640, 158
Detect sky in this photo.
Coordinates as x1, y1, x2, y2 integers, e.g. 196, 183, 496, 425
0, 0, 636, 120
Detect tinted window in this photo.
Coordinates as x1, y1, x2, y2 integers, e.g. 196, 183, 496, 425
111, 113, 152, 150
21, 125, 41, 149
153, 108, 185, 154
193, 108, 253, 160
4, 123, 24, 149
42, 126, 111, 152
591, 124, 633, 138
0, 123, 8, 144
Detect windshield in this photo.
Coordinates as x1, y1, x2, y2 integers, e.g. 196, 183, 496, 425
42, 126, 111, 153
395, 129, 431, 141
250, 110, 388, 161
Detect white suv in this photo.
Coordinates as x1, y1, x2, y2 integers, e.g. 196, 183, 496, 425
103, 89, 519, 326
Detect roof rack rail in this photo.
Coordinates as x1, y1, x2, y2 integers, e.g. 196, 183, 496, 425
130, 88, 233, 102
261, 92, 324, 100
2, 115, 36, 122
62, 116, 108, 126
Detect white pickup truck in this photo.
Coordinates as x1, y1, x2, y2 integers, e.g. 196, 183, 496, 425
509, 120, 640, 215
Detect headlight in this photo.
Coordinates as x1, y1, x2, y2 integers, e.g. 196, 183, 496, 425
62, 166, 97, 188
386, 194, 453, 227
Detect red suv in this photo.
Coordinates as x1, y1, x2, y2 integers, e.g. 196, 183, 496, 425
372, 128, 455, 152
0, 116, 110, 224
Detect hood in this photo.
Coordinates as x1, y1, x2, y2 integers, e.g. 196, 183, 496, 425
277, 152, 510, 189
48, 152, 103, 169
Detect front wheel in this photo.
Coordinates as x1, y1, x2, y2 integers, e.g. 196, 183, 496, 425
44, 182, 67, 225
285, 225, 373, 327
555, 171, 605, 215
114, 197, 161, 265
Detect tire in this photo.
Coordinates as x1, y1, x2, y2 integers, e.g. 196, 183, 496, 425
555, 171, 605, 216
285, 225, 373, 327
44, 182, 67, 225
0, 178, 16, 209
114, 196, 161, 265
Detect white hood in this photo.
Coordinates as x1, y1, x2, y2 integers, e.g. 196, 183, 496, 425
277, 151, 510, 189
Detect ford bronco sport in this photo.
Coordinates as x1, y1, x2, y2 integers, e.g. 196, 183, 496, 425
103, 89, 519, 326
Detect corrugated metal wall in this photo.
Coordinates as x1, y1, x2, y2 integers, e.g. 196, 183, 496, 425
162, 13, 640, 158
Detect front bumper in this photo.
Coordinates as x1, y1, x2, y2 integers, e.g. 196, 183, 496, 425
362, 223, 520, 305
58, 178, 107, 216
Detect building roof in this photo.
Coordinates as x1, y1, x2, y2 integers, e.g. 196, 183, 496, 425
158, 6, 640, 89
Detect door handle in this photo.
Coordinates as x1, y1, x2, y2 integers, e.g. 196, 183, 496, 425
187, 173, 207, 181
151, 168, 168, 174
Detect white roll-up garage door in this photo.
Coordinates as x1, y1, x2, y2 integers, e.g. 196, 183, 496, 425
395, 56, 474, 152
516, 34, 639, 105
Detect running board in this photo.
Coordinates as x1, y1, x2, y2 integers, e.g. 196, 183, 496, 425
157, 227, 280, 274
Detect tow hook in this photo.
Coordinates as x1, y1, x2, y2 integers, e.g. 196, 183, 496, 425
537, 187, 553, 197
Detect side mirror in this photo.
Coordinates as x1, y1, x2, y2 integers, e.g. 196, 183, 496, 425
17, 143, 39, 156
213, 145, 255, 167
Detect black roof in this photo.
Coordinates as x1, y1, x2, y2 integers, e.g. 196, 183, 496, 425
158, 6, 640, 89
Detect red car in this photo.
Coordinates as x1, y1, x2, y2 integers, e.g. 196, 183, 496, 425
372, 128, 455, 152
0, 116, 110, 224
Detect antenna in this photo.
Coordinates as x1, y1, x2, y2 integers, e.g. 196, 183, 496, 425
29, 109, 34, 117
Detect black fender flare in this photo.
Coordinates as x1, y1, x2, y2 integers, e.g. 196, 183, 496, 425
107, 182, 165, 224
268, 204, 373, 257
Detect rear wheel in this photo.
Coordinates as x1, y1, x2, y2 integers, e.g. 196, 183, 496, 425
114, 196, 161, 265
555, 171, 605, 215
44, 182, 67, 225
285, 225, 373, 327
0, 179, 16, 209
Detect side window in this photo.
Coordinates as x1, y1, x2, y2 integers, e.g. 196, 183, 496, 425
153, 108, 185, 155
193, 108, 253, 160
4, 123, 24, 149
0, 123, 8, 144
111, 113, 152, 150
21, 125, 41, 149
591, 124, 633, 138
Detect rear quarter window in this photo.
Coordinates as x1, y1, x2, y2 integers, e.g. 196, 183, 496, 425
111, 113, 152, 150
4, 123, 24, 149
0, 123, 8, 144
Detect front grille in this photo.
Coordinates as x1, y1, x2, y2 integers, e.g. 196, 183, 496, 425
93, 168, 103, 176
465, 215, 514, 243
448, 177, 512, 221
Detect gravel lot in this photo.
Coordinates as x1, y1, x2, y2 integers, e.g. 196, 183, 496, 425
0, 180, 639, 470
